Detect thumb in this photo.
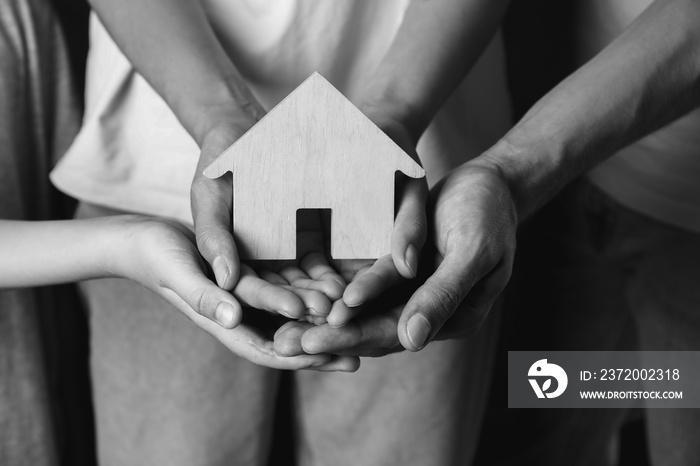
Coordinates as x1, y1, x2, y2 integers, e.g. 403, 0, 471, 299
397, 251, 474, 351
161, 261, 243, 329
391, 177, 428, 279
191, 175, 240, 290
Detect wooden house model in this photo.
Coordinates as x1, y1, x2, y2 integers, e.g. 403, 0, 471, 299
203, 72, 425, 260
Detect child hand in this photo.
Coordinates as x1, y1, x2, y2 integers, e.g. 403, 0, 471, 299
115, 216, 310, 326
113, 216, 359, 371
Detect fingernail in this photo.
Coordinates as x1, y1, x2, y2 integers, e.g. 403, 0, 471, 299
273, 326, 290, 339
313, 315, 327, 326
215, 302, 236, 328
343, 290, 363, 308
404, 244, 418, 278
407, 314, 431, 349
304, 344, 322, 355
212, 256, 230, 288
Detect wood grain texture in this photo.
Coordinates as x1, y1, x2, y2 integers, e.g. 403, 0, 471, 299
204, 72, 425, 260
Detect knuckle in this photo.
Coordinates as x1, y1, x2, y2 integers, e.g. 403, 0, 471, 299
196, 226, 230, 258
196, 229, 219, 255
423, 282, 462, 322
188, 287, 212, 317
405, 218, 427, 244
191, 178, 231, 208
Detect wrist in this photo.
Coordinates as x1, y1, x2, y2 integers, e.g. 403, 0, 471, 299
179, 76, 266, 147
472, 133, 567, 221
100, 215, 151, 281
358, 96, 427, 147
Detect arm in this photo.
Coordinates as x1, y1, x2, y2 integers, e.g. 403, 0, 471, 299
88, 0, 265, 291
291, 0, 700, 353
359, 0, 510, 140
88, 0, 263, 143
0, 217, 299, 323
323, 0, 511, 326
484, 0, 700, 219
0, 217, 358, 371
0, 217, 129, 288
398, 0, 700, 350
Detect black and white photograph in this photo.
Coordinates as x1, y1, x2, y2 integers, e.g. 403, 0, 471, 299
1, 0, 699, 465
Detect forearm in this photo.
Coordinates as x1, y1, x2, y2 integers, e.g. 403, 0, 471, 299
0, 217, 137, 288
361, 0, 510, 140
89, 0, 263, 144
480, 0, 700, 220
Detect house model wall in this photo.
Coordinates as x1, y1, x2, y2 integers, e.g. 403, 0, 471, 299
203, 72, 425, 260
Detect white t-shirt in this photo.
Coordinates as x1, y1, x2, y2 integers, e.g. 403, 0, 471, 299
580, 0, 700, 233
51, 0, 512, 225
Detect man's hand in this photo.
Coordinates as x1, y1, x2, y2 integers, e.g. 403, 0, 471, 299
275, 158, 517, 356
397, 159, 516, 350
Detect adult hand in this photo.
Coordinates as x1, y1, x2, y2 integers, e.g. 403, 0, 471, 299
117, 215, 359, 371
276, 157, 517, 356
190, 100, 265, 294
329, 112, 429, 326
397, 157, 516, 350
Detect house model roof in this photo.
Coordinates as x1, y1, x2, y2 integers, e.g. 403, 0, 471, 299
203, 72, 425, 260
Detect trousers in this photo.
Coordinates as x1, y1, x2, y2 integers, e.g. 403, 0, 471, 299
484, 180, 700, 466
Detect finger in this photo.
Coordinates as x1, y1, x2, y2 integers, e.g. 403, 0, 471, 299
191, 174, 240, 290
308, 355, 361, 372
391, 177, 428, 279
258, 270, 290, 286
299, 253, 346, 300
396, 251, 474, 352
277, 265, 312, 285
397, 245, 508, 352
256, 270, 331, 316
234, 265, 305, 319
160, 288, 333, 370
273, 323, 360, 371
325, 299, 363, 328
342, 254, 401, 307
303, 314, 328, 325
280, 285, 332, 317
160, 258, 242, 329
301, 307, 402, 356
436, 260, 512, 340
274, 320, 313, 356
311, 315, 328, 326
278, 265, 343, 301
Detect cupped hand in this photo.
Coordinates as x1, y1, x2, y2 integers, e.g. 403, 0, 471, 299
247, 209, 347, 324
190, 100, 265, 295
119, 216, 359, 372
397, 158, 517, 350
275, 158, 518, 357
